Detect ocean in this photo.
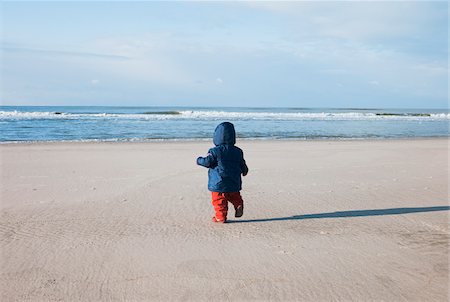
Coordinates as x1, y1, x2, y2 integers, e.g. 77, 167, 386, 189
0, 106, 448, 142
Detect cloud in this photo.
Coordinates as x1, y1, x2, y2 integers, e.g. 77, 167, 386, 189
244, 1, 445, 42
2, 1, 446, 107
412, 63, 448, 76
319, 68, 350, 75
1, 45, 129, 61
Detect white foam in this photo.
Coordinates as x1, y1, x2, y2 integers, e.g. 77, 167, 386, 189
0, 110, 449, 121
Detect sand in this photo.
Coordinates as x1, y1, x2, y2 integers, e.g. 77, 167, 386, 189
0, 139, 448, 301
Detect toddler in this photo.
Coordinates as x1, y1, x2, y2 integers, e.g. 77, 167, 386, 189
197, 122, 248, 223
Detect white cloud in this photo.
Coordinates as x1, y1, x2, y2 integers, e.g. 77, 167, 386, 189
319, 68, 350, 75
86, 35, 199, 87
57, 2, 444, 96
244, 1, 441, 42
412, 63, 448, 76
90, 79, 100, 85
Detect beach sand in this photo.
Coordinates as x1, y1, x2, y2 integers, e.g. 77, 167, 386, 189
1, 139, 448, 301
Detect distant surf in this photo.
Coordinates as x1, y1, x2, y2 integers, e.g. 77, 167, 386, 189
142, 111, 181, 115
1, 110, 448, 121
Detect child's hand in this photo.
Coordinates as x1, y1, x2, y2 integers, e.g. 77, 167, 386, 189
197, 152, 217, 168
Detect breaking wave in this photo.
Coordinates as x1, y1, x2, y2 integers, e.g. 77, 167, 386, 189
1, 110, 449, 121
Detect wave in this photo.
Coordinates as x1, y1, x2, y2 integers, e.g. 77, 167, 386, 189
177, 111, 450, 120
142, 111, 181, 115
0, 110, 449, 121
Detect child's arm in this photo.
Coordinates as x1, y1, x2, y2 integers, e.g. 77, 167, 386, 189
197, 150, 217, 168
241, 152, 249, 176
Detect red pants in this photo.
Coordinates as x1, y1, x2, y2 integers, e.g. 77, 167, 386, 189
211, 192, 244, 222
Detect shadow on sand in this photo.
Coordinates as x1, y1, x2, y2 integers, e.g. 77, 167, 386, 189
228, 206, 450, 223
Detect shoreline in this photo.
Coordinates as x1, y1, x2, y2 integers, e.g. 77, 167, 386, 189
1, 136, 449, 146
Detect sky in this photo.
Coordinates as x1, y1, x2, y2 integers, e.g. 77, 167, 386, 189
0, 1, 448, 108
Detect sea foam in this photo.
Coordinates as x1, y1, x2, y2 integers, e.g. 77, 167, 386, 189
1, 110, 449, 121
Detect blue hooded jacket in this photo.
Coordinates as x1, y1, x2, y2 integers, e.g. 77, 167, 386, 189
197, 122, 248, 192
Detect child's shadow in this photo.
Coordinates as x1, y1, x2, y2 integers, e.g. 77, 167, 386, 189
228, 206, 450, 223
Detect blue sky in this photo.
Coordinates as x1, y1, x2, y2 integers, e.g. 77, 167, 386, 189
1, 1, 448, 108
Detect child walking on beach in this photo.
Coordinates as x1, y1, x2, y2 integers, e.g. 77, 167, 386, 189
197, 122, 249, 223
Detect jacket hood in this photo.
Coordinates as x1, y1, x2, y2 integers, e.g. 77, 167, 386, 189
213, 122, 236, 146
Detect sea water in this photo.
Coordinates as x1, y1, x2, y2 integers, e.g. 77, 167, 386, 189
0, 106, 448, 142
